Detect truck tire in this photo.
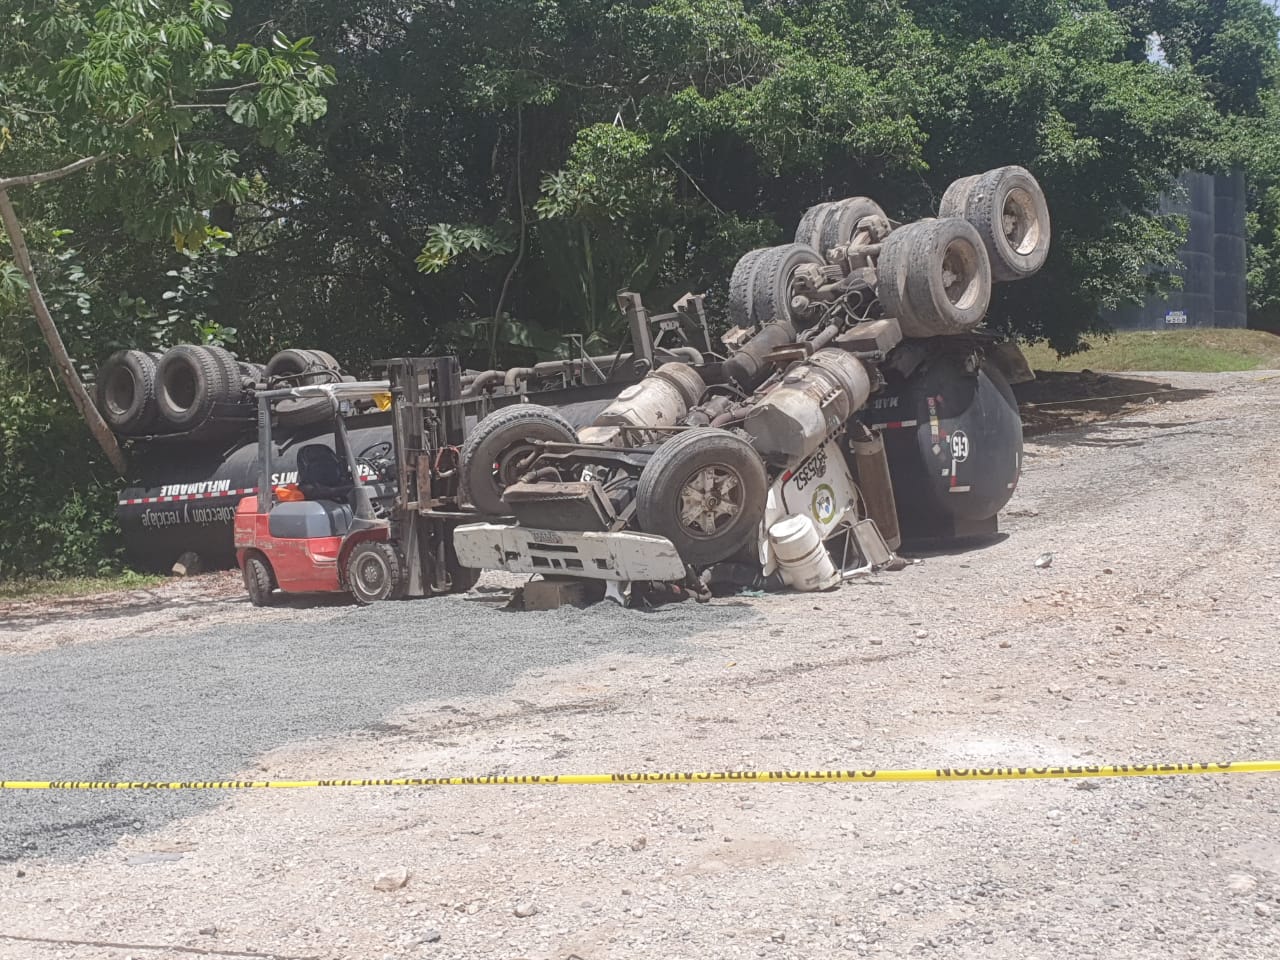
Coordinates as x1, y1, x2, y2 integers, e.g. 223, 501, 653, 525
266, 349, 340, 386
305, 349, 341, 372
797, 198, 887, 258
203, 345, 245, 400
346, 541, 405, 604
274, 396, 333, 431
874, 222, 919, 330
636, 428, 767, 567
446, 537, 482, 593
459, 404, 578, 516
96, 349, 160, 434
728, 247, 770, 329
236, 361, 266, 390
794, 202, 835, 250
243, 553, 277, 607
956, 166, 1050, 281
938, 175, 980, 219
901, 218, 991, 336
817, 197, 886, 255
156, 345, 239, 430
750, 243, 826, 329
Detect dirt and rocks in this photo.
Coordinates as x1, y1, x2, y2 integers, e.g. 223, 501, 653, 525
2, 369, 1279, 960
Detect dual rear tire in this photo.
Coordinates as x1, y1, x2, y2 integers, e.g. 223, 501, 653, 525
876, 218, 993, 338
938, 165, 1051, 282
96, 350, 162, 435
98, 344, 248, 437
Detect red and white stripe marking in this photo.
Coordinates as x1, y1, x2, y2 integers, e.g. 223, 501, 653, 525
870, 419, 919, 431
118, 488, 257, 507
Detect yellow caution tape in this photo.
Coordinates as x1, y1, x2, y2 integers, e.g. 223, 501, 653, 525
3, 761, 1279, 790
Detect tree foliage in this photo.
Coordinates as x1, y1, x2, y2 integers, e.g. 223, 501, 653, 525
0, 0, 332, 577
3, 0, 1280, 576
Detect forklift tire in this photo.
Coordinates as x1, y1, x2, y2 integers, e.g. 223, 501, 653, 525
459, 404, 577, 516
243, 554, 277, 607
346, 541, 405, 605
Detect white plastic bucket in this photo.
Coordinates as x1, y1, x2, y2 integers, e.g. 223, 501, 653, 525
769, 514, 839, 592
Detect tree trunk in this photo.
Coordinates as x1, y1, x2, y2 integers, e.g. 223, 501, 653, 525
0, 188, 129, 476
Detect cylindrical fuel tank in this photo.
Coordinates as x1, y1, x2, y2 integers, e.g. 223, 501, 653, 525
117, 416, 393, 572
585, 363, 706, 445
861, 350, 1021, 542
745, 349, 872, 469
592, 363, 705, 428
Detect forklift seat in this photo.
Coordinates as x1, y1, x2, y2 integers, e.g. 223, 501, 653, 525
268, 500, 353, 539
297, 444, 354, 503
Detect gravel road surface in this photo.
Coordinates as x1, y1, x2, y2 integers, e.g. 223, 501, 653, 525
0, 595, 752, 862
1, 369, 1278, 960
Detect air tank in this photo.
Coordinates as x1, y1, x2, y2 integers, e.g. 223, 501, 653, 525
723, 321, 796, 391
862, 351, 1021, 542
745, 349, 872, 468
117, 417, 393, 571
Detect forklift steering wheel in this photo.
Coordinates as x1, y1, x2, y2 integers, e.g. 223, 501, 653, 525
357, 440, 392, 462
356, 441, 394, 482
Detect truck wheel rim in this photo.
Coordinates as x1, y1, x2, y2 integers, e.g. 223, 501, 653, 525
678, 464, 743, 539
494, 444, 538, 487
941, 239, 982, 309
105, 368, 135, 416
1002, 187, 1040, 255
162, 363, 197, 412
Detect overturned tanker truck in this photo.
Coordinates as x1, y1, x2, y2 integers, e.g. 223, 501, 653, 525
112, 165, 1043, 591
111, 344, 696, 572
452, 165, 1046, 594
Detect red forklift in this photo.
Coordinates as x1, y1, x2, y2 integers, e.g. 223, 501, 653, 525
233, 358, 483, 605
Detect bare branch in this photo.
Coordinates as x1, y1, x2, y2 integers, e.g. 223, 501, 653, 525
665, 151, 726, 216
0, 97, 162, 191
0, 153, 108, 191
195, 82, 262, 95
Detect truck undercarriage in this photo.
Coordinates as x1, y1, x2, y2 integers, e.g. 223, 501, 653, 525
449, 166, 1048, 600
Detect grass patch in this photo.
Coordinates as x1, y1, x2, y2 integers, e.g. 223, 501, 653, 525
1022, 329, 1280, 373
0, 570, 164, 602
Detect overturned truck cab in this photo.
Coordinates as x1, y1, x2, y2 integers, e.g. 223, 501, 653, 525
452, 165, 1045, 598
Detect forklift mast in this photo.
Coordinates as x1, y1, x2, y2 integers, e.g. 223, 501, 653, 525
382, 357, 469, 597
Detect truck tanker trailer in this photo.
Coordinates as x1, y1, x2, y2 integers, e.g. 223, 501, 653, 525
109, 165, 1042, 582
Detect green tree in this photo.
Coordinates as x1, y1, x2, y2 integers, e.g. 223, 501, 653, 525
0, 0, 333, 471
201, 0, 1250, 360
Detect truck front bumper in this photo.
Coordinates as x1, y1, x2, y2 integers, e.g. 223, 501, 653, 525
452, 523, 686, 582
